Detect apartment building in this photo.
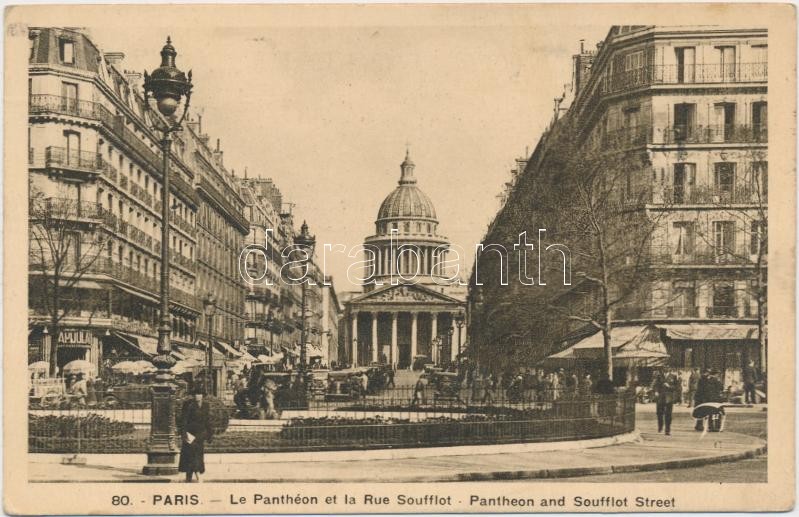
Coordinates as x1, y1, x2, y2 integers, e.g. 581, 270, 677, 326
470, 26, 767, 380
28, 27, 201, 374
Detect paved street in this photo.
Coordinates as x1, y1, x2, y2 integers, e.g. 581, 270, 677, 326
514, 406, 768, 482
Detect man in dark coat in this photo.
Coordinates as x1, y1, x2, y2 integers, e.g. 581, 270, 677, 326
694, 369, 724, 430
178, 388, 214, 482
742, 360, 758, 404
652, 371, 678, 435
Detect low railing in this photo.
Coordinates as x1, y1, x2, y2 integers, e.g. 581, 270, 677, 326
28, 388, 636, 453
130, 182, 154, 208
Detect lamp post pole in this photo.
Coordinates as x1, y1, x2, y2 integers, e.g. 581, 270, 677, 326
294, 221, 316, 374
455, 313, 465, 362
141, 37, 192, 476
203, 295, 217, 396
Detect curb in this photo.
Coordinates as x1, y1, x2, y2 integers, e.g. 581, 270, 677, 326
33, 443, 767, 483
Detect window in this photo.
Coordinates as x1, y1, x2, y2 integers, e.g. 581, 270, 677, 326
64, 131, 81, 163
29, 33, 37, 61
750, 220, 767, 256
752, 161, 768, 197
714, 162, 736, 201
672, 281, 696, 317
61, 82, 78, 112
752, 102, 767, 140
673, 104, 696, 141
675, 47, 696, 83
624, 50, 644, 71
672, 163, 695, 204
712, 282, 736, 317
59, 39, 75, 64
623, 106, 640, 128
672, 222, 695, 255
713, 221, 736, 257
713, 103, 736, 141
717, 46, 736, 81
751, 44, 767, 64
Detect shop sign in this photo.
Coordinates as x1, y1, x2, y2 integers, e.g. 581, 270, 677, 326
58, 329, 92, 345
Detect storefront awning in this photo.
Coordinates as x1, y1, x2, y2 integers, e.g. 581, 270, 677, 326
541, 325, 668, 366
136, 336, 159, 356
195, 341, 225, 361
214, 340, 243, 358
176, 345, 207, 362
657, 323, 758, 341
113, 332, 154, 358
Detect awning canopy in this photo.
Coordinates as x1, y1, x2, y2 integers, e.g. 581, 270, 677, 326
541, 325, 668, 366
112, 332, 154, 358
658, 323, 758, 341
214, 340, 243, 358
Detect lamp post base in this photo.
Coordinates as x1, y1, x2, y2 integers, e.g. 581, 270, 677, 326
142, 453, 179, 475
143, 379, 179, 476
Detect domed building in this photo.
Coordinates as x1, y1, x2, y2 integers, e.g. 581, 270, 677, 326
343, 151, 466, 370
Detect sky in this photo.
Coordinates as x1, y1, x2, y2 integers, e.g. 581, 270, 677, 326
87, 18, 608, 292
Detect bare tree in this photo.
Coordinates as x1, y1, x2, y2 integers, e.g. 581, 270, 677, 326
542, 120, 670, 380
29, 185, 110, 375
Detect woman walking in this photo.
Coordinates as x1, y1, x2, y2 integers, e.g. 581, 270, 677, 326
179, 387, 214, 482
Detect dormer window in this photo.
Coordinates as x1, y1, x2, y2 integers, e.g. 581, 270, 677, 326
59, 39, 75, 65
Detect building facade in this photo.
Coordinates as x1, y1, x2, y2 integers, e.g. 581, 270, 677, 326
344, 151, 466, 369
470, 26, 767, 380
28, 27, 203, 375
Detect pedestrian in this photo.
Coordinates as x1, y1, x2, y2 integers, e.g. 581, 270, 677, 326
687, 368, 699, 407
742, 360, 758, 404
653, 371, 677, 435
386, 367, 395, 388
178, 387, 214, 482
69, 373, 88, 406
411, 374, 428, 406
360, 370, 369, 400
482, 373, 496, 404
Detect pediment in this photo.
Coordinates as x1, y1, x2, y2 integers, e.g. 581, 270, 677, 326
350, 283, 460, 305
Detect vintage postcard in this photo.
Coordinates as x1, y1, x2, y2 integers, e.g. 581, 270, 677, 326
4, 3, 795, 514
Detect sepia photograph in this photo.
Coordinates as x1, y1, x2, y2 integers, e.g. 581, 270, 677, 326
4, 3, 795, 514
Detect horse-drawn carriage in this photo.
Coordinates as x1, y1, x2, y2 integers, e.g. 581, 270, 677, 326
430, 371, 462, 403
325, 368, 365, 401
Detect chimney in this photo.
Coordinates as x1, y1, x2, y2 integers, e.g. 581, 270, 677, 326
580, 39, 585, 53
104, 52, 125, 67
198, 115, 203, 134
123, 69, 143, 92
213, 138, 224, 167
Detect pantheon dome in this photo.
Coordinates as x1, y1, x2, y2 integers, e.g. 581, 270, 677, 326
364, 150, 450, 289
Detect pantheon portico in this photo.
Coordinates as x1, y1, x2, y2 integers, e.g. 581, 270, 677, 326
344, 150, 466, 369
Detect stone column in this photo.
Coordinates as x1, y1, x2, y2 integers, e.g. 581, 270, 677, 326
431, 312, 438, 363
371, 312, 379, 363
410, 312, 418, 364
351, 312, 358, 367
391, 312, 398, 369
450, 313, 459, 362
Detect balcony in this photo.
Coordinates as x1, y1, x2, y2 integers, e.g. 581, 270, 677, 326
599, 62, 767, 96
705, 305, 741, 318
130, 182, 154, 208
649, 246, 753, 267
29, 197, 109, 224
39, 146, 116, 180
661, 124, 767, 145
647, 185, 762, 206
87, 257, 198, 311
29, 94, 199, 207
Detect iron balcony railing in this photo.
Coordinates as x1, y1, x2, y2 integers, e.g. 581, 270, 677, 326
29, 94, 199, 206
662, 124, 767, 145
646, 185, 763, 205
30, 197, 109, 222
599, 62, 767, 96
129, 182, 154, 209
649, 245, 755, 266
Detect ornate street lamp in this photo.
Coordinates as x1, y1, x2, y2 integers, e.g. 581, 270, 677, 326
293, 221, 316, 373
447, 328, 454, 367
455, 312, 465, 362
140, 36, 192, 476
203, 294, 217, 396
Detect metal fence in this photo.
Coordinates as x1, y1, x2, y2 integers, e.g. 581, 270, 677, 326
29, 388, 635, 454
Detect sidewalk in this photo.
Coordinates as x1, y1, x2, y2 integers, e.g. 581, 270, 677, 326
29, 428, 765, 483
